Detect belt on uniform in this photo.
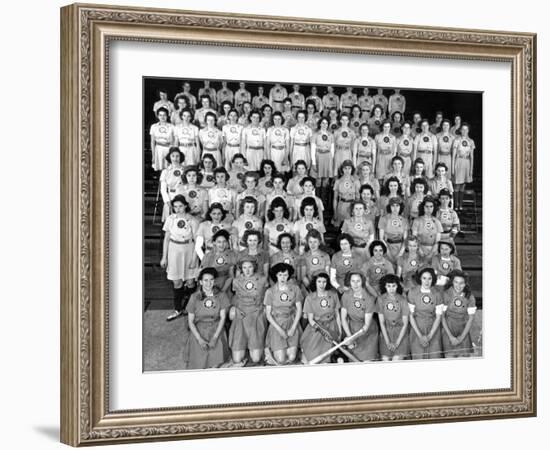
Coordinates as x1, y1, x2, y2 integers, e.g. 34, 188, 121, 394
169, 188, 177, 193
273, 100, 283, 103
179, 143, 195, 147
203, 148, 219, 152
294, 143, 307, 146
317, 149, 331, 154
417, 149, 432, 154
156, 142, 170, 146
457, 155, 470, 159
386, 238, 403, 244
170, 239, 191, 245
248, 146, 264, 150
339, 197, 354, 203
355, 242, 367, 248
271, 145, 285, 150
226, 143, 240, 147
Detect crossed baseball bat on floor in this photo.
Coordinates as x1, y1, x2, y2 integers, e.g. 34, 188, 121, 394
308, 320, 363, 364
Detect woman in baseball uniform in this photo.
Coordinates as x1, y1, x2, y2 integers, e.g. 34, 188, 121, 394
405, 177, 429, 220
359, 184, 381, 225
411, 196, 443, 262
265, 173, 294, 219
383, 156, 409, 196
234, 82, 252, 113
199, 111, 223, 168
241, 110, 266, 171
181, 165, 208, 219
450, 114, 463, 137
436, 119, 454, 175
377, 273, 410, 361
174, 108, 200, 166
294, 199, 326, 254
305, 101, 320, 132
217, 101, 233, 128
396, 121, 414, 176
195, 202, 234, 262
322, 86, 340, 116
396, 236, 421, 293
264, 262, 304, 365
286, 160, 308, 197
349, 104, 363, 135
358, 87, 374, 120
185, 268, 230, 369
270, 233, 300, 277
361, 240, 395, 296
407, 267, 443, 359
441, 270, 477, 358
159, 147, 186, 222
341, 272, 379, 361
353, 124, 377, 169
367, 104, 385, 137
266, 112, 290, 172
150, 107, 175, 172
281, 98, 297, 129
373, 89, 389, 117
161, 195, 200, 321
208, 167, 236, 222
310, 116, 334, 200
235, 171, 266, 218
269, 83, 288, 112
216, 81, 234, 112
356, 163, 380, 199
198, 154, 217, 189
227, 153, 247, 194
390, 111, 403, 137
258, 159, 276, 196
330, 234, 369, 295
413, 118, 438, 179
429, 163, 454, 200
290, 110, 313, 168
229, 258, 268, 365
306, 86, 323, 116
340, 87, 357, 114
153, 90, 174, 115
200, 229, 237, 293
300, 272, 342, 363
388, 89, 406, 116
452, 123, 476, 211
238, 102, 252, 128
408, 158, 430, 191
221, 108, 243, 171
236, 230, 270, 277
436, 189, 460, 244
341, 201, 376, 258
194, 95, 216, 129
431, 241, 462, 286
299, 229, 330, 291
374, 120, 397, 184
293, 176, 325, 222
332, 160, 360, 227
232, 196, 263, 251
264, 197, 293, 256
327, 107, 340, 134
333, 113, 356, 176
171, 94, 190, 126
378, 176, 404, 214
378, 197, 409, 266
410, 111, 423, 138
260, 103, 273, 131
253, 86, 269, 111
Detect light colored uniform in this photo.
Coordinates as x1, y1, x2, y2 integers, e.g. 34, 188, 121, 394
397, 253, 421, 292
436, 132, 454, 173
228, 170, 246, 194
358, 95, 375, 120
412, 216, 443, 259
264, 284, 304, 351
436, 208, 460, 243
201, 249, 237, 289
290, 91, 305, 112
234, 89, 252, 112
150, 122, 174, 171
341, 217, 375, 250
232, 215, 263, 246
361, 257, 394, 295
199, 127, 223, 167
342, 289, 379, 360
413, 132, 438, 178
241, 126, 266, 171
286, 176, 305, 197
216, 87, 234, 108
374, 133, 397, 180
340, 92, 357, 114
153, 99, 174, 115
235, 189, 266, 216
442, 289, 477, 357
396, 135, 414, 175
266, 126, 290, 172
331, 250, 367, 287
290, 124, 313, 168
372, 94, 388, 115
269, 85, 288, 112
306, 95, 323, 114
159, 164, 185, 221
376, 293, 410, 357
180, 185, 208, 218
349, 116, 363, 136
265, 191, 294, 216
194, 107, 216, 129
208, 187, 236, 217
222, 123, 243, 171
452, 137, 475, 184
163, 213, 199, 281
305, 113, 320, 132
270, 250, 301, 274
252, 94, 269, 110
264, 219, 294, 255
258, 177, 275, 197
405, 193, 425, 220
379, 214, 409, 264
198, 87, 217, 109
294, 218, 326, 249
429, 177, 454, 197
322, 93, 339, 115
355, 135, 376, 167
333, 177, 360, 226
196, 221, 234, 254
388, 93, 406, 115
407, 287, 443, 359
333, 128, 356, 176
174, 123, 200, 165
312, 130, 334, 178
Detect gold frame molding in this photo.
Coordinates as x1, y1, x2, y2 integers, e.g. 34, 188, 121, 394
60, 3, 537, 446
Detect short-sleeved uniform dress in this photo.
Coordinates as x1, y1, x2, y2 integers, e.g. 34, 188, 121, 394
333, 177, 360, 226
376, 293, 410, 358
270, 250, 301, 275
374, 133, 397, 180
163, 214, 199, 281
342, 289, 379, 360
312, 130, 334, 178
302, 250, 331, 281
267, 126, 290, 172
201, 249, 237, 290
264, 219, 294, 255
431, 254, 462, 282
150, 122, 175, 171
414, 133, 437, 178
264, 283, 304, 351
333, 128, 356, 176
175, 123, 200, 165
331, 250, 367, 288
199, 127, 223, 167
294, 218, 326, 249
396, 135, 414, 176
355, 135, 376, 167
362, 257, 395, 295
228, 170, 246, 194
290, 124, 313, 168
442, 289, 477, 357
236, 249, 269, 276
405, 193, 425, 220
378, 214, 409, 264
436, 208, 460, 244
196, 220, 233, 254
300, 290, 341, 361
452, 136, 475, 184
159, 164, 185, 221
397, 252, 421, 292
429, 177, 454, 198
232, 215, 263, 248
257, 177, 274, 197
407, 286, 443, 359
230, 274, 268, 352
185, 290, 230, 369
436, 132, 454, 173
341, 217, 375, 250
242, 126, 266, 171
208, 186, 236, 219
222, 123, 243, 171
412, 216, 443, 259
180, 184, 207, 219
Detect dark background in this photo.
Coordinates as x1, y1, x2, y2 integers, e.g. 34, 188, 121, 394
143, 77, 483, 181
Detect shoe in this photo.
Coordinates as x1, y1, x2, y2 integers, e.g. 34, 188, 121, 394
166, 310, 183, 321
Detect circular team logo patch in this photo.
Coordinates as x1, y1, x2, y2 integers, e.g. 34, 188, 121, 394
283, 258, 291, 264
159, 126, 166, 133
208, 131, 215, 138
280, 292, 289, 302
393, 126, 400, 134
245, 221, 253, 229
319, 298, 329, 308
189, 190, 197, 199
383, 136, 390, 143
442, 262, 450, 270
275, 129, 282, 136
353, 121, 360, 127
216, 256, 225, 265
354, 222, 362, 230
375, 120, 381, 126
237, 173, 244, 180
344, 182, 351, 189
410, 259, 418, 267
375, 267, 382, 274
265, 181, 273, 188
422, 295, 431, 304
462, 140, 468, 147
423, 136, 429, 143
342, 131, 349, 138
331, 124, 338, 131
204, 299, 214, 308
425, 221, 433, 230
182, 128, 190, 135
275, 88, 280, 94
443, 136, 449, 143
454, 298, 463, 307
230, 126, 237, 133
276, 224, 285, 232
245, 281, 255, 291
361, 139, 368, 147
416, 127, 422, 134
306, 222, 313, 231
173, 170, 181, 177
298, 128, 305, 135
353, 300, 362, 308
206, 175, 214, 182
212, 225, 220, 234
343, 258, 351, 267
403, 139, 410, 146
218, 190, 228, 199
386, 302, 395, 311
391, 219, 400, 227
441, 212, 450, 221
252, 129, 259, 136
311, 257, 320, 265
177, 219, 186, 228
322, 134, 328, 141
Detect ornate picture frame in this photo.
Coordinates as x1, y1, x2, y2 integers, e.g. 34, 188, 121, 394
60, 3, 536, 446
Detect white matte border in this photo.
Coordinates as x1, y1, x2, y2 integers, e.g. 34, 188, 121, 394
109, 41, 511, 411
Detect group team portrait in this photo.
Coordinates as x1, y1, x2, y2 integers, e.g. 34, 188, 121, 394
142, 77, 483, 371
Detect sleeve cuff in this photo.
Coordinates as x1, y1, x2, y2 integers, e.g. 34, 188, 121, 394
467, 306, 477, 315
435, 304, 444, 315
408, 303, 416, 313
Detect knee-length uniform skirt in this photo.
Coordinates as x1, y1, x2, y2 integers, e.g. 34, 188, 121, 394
179, 143, 200, 166
228, 306, 267, 351
316, 150, 333, 178
410, 313, 442, 359
300, 316, 339, 362
291, 143, 311, 168
454, 154, 473, 184
379, 321, 410, 358
186, 319, 230, 369
442, 312, 473, 357
266, 309, 302, 352
348, 317, 379, 361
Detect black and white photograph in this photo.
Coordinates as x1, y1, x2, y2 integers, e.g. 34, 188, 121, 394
142, 77, 483, 371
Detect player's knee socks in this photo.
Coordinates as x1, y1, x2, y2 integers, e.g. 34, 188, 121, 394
173, 286, 185, 311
